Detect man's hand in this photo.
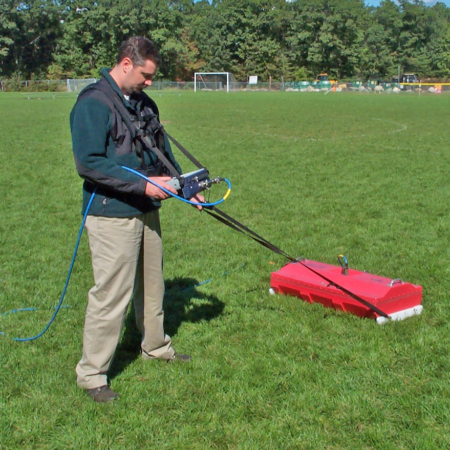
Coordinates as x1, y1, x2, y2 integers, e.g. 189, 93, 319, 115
145, 176, 177, 200
189, 193, 205, 211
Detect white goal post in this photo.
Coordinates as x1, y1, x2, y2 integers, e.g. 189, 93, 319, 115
194, 72, 236, 92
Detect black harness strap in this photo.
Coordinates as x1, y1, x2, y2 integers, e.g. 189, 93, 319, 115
92, 82, 181, 178
164, 131, 205, 171
204, 207, 297, 262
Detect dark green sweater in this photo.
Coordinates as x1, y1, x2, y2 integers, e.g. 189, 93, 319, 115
70, 68, 181, 217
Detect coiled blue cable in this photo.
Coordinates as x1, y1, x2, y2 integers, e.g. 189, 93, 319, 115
0, 191, 96, 341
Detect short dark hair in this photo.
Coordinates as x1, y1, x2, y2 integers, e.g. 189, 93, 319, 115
117, 36, 160, 67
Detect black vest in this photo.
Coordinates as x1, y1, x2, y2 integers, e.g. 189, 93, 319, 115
77, 77, 167, 175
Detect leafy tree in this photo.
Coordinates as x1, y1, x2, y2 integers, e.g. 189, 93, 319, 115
360, 0, 402, 79
0, 0, 62, 78
295, 66, 312, 81
288, 0, 368, 80
1, 0, 450, 82
188, 0, 292, 81
416, 1, 450, 78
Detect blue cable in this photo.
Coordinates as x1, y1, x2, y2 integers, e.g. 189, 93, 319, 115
121, 166, 231, 207
0, 191, 96, 341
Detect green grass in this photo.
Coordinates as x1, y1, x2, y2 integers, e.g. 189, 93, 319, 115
1, 90, 450, 449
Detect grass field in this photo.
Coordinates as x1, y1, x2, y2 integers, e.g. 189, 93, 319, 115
1, 90, 450, 449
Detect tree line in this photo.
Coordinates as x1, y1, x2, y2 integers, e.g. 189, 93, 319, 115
1, 0, 450, 82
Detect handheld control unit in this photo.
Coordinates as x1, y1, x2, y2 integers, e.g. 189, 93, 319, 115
165, 168, 221, 198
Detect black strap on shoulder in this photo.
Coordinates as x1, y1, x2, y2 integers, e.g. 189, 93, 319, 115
91, 81, 181, 177
88, 81, 202, 178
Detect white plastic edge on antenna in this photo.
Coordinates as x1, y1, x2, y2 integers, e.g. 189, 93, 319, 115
376, 305, 423, 325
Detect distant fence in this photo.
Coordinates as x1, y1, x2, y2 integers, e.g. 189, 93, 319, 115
0, 79, 196, 92
0, 78, 99, 93
2, 78, 450, 94
0, 79, 68, 92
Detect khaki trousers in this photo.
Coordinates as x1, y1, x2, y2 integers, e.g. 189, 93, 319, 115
76, 211, 174, 389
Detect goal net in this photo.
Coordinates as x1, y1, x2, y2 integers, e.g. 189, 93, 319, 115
194, 72, 236, 92
67, 78, 98, 93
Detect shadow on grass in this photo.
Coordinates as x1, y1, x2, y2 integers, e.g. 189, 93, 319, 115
109, 277, 225, 381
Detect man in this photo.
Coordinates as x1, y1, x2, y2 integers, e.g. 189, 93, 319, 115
70, 37, 201, 402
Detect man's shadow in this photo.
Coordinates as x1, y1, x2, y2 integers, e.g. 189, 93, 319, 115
109, 277, 225, 380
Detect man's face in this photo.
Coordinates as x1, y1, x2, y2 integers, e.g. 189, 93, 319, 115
123, 58, 157, 95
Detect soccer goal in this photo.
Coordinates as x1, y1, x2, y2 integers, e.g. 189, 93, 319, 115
194, 72, 236, 92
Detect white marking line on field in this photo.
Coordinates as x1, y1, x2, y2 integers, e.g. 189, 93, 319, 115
179, 118, 408, 142
306, 118, 408, 142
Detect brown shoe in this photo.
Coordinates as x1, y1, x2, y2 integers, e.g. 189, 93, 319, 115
167, 353, 191, 363
86, 385, 120, 403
